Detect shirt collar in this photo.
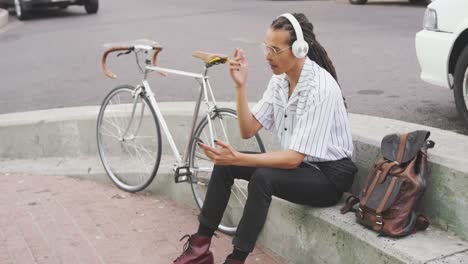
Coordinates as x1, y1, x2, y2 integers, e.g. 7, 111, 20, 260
282, 57, 316, 107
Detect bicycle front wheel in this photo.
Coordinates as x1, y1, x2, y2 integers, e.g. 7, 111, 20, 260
97, 85, 162, 192
189, 108, 266, 235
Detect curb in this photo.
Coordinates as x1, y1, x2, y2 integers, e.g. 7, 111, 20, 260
1, 103, 468, 263
0, 8, 8, 29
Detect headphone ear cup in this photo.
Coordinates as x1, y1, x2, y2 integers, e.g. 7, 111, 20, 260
292, 40, 309, 58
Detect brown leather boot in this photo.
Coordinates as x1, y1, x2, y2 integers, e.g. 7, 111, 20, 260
173, 234, 214, 264
223, 254, 245, 264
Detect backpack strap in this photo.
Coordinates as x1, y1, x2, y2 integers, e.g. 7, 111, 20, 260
340, 194, 360, 214
378, 161, 399, 184
396, 133, 409, 165
374, 176, 399, 231
360, 169, 381, 208
375, 176, 399, 215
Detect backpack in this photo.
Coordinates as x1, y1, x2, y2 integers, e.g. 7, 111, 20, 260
340, 130, 435, 237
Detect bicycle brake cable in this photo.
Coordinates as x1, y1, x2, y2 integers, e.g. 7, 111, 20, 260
134, 50, 145, 74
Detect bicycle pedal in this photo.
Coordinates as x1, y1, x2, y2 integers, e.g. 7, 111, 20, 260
174, 166, 192, 183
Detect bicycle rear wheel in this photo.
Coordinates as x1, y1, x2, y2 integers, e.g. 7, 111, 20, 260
189, 108, 266, 235
97, 85, 162, 192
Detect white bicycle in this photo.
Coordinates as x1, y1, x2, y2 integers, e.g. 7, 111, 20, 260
97, 39, 265, 235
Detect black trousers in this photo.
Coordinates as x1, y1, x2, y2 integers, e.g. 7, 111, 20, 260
198, 157, 358, 252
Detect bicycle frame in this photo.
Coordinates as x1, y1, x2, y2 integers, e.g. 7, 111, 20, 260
129, 63, 222, 173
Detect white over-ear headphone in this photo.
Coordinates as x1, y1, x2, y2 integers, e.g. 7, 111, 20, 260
279, 13, 309, 58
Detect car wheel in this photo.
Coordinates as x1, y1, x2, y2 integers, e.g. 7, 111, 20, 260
84, 0, 98, 14
409, 0, 429, 4
453, 45, 468, 125
349, 0, 368, 4
14, 0, 28, 20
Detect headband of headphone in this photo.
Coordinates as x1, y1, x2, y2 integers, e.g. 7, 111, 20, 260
279, 13, 309, 58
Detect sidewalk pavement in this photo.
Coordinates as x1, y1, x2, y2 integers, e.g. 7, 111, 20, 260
0, 172, 285, 264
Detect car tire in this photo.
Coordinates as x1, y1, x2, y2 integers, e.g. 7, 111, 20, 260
349, 0, 368, 4
14, 0, 28, 20
409, 0, 429, 4
453, 45, 468, 125
84, 0, 98, 14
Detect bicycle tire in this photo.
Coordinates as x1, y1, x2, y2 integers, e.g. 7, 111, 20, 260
188, 108, 266, 235
97, 85, 162, 192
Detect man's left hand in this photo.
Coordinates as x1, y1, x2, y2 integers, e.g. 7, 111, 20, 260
198, 140, 240, 166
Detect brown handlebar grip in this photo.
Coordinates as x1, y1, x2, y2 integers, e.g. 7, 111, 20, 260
152, 47, 163, 66
152, 47, 168, 77
101, 46, 132, 79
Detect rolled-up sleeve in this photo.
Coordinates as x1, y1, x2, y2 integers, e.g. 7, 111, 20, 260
251, 79, 276, 131
289, 91, 337, 159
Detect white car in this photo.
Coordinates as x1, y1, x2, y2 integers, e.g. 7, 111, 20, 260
415, 0, 468, 125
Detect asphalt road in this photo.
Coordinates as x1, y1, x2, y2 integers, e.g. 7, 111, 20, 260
1, 0, 467, 135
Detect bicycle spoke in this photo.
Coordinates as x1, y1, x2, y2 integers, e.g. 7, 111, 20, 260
195, 150, 210, 161
193, 173, 210, 186
125, 141, 157, 181
125, 142, 151, 182
131, 144, 152, 184
231, 182, 248, 203
108, 97, 126, 132
133, 135, 157, 139
100, 131, 121, 140
111, 94, 135, 135
102, 140, 121, 149
201, 130, 210, 146
125, 141, 157, 156
103, 118, 123, 135
217, 116, 230, 144
193, 166, 213, 173
100, 126, 120, 141
117, 142, 139, 184
116, 92, 122, 105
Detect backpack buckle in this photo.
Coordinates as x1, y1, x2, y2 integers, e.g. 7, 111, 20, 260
357, 207, 364, 219
376, 214, 383, 225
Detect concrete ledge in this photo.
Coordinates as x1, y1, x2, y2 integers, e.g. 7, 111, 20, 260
0, 103, 280, 159
0, 8, 8, 29
1, 103, 468, 263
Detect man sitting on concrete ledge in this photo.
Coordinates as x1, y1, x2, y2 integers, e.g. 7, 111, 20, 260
172, 12, 358, 264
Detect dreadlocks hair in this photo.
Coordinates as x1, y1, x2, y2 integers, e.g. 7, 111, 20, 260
271, 13, 338, 82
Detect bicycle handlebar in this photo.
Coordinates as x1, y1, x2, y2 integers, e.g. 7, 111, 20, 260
101, 45, 163, 79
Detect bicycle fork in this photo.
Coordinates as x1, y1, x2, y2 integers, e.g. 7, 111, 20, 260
119, 86, 146, 141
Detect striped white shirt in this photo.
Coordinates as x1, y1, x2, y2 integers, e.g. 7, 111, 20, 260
251, 57, 353, 162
